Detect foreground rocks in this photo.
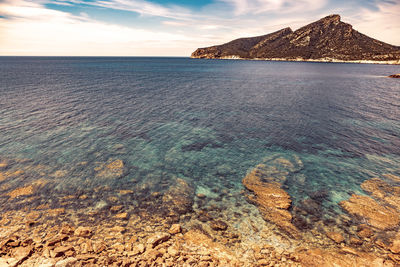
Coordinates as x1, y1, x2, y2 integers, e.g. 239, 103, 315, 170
1, 155, 400, 266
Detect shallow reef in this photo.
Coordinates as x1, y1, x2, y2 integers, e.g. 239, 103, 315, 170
1, 155, 400, 266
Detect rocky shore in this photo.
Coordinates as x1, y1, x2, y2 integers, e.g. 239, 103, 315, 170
1, 155, 400, 266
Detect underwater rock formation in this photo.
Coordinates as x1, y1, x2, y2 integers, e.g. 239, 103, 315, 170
242, 162, 300, 238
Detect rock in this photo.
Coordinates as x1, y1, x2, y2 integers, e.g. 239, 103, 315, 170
357, 225, 374, 239
12, 246, 32, 265
389, 232, 400, 254
110, 205, 123, 212
294, 248, 390, 267
168, 224, 182, 235
326, 232, 344, 243
74, 226, 93, 237
48, 208, 65, 217
167, 246, 179, 257
340, 194, 400, 230
210, 220, 228, 231
119, 190, 133, 195
96, 159, 125, 179
350, 237, 363, 246
54, 257, 77, 267
7, 185, 34, 199
131, 243, 145, 255
389, 74, 400, 78
144, 249, 162, 261
242, 164, 299, 238
115, 212, 128, 219
162, 178, 195, 215
110, 226, 125, 233
147, 233, 170, 248
53, 246, 74, 257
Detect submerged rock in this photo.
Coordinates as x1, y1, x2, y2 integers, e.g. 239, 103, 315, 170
95, 159, 126, 179
339, 194, 400, 230
7, 185, 34, 199
162, 178, 195, 216
242, 164, 299, 238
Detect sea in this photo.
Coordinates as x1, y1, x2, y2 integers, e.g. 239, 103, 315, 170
0, 57, 399, 242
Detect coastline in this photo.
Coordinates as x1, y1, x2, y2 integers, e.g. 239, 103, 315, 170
1, 156, 400, 266
190, 56, 400, 65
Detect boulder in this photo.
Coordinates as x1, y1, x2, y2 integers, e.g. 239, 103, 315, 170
147, 233, 170, 248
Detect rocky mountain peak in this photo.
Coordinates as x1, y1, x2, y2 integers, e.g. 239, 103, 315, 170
191, 14, 400, 64
319, 14, 341, 24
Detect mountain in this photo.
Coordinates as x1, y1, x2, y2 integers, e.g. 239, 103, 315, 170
191, 15, 400, 64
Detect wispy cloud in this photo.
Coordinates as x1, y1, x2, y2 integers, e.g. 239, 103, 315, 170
0, 0, 399, 56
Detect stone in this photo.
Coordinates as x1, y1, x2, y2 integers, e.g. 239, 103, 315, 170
326, 232, 344, 243
115, 212, 128, 219
53, 246, 74, 257
7, 185, 34, 199
162, 178, 195, 215
145, 249, 162, 261
74, 226, 93, 237
389, 232, 400, 254
147, 233, 170, 248
210, 220, 228, 231
167, 246, 179, 257
357, 225, 374, 239
168, 224, 182, 235
110, 205, 123, 212
119, 190, 133, 195
131, 243, 145, 255
340, 194, 400, 230
12, 246, 32, 265
294, 248, 389, 267
110, 225, 125, 233
48, 208, 65, 216
54, 257, 77, 267
96, 159, 125, 179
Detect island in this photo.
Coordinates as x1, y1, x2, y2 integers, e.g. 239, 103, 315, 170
191, 15, 400, 65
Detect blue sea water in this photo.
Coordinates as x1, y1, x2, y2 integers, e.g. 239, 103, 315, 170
0, 57, 399, 218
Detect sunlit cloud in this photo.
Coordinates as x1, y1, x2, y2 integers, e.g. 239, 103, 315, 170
0, 0, 399, 56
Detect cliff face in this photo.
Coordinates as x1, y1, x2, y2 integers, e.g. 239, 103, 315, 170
191, 15, 400, 63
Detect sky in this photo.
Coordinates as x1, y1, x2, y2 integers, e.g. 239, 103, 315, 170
0, 0, 399, 56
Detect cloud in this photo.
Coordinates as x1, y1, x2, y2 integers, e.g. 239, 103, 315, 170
218, 0, 328, 16
346, 1, 400, 45
0, 0, 399, 56
0, 0, 200, 56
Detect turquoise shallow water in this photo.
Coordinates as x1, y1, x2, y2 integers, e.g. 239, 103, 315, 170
0, 57, 399, 218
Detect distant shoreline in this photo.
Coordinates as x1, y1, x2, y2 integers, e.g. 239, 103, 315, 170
191, 56, 400, 65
